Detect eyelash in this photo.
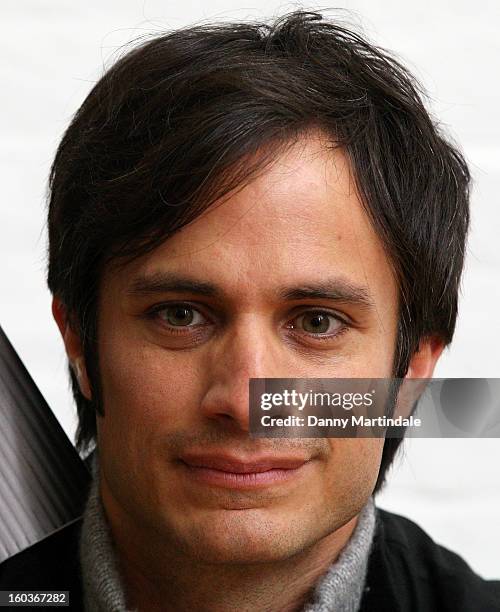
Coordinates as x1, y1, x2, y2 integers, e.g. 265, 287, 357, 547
145, 302, 210, 337
287, 316, 349, 342
145, 301, 350, 342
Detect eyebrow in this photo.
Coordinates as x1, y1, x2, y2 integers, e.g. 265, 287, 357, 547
277, 281, 374, 308
127, 272, 221, 298
126, 272, 374, 308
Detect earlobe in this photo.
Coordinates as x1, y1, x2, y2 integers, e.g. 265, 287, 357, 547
406, 335, 445, 380
51, 296, 93, 400
73, 356, 93, 400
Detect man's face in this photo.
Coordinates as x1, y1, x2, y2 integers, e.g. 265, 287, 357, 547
95, 133, 398, 563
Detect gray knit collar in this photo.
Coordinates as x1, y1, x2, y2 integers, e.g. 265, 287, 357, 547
80, 453, 375, 612
301, 499, 375, 612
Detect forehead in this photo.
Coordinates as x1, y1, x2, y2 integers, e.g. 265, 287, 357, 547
110, 132, 397, 307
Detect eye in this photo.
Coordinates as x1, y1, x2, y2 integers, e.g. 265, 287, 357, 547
156, 304, 206, 327
290, 310, 344, 335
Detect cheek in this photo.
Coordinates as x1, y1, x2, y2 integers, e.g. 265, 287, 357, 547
97, 339, 203, 436
348, 438, 385, 483
342, 330, 397, 378
323, 439, 384, 506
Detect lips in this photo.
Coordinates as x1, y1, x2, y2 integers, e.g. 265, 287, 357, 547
180, 452, 308, 472
178, 452, 311, 488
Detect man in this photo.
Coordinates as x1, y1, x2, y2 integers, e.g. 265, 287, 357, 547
1, 10, 498, 611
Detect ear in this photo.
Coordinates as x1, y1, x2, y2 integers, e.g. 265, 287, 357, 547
393, 336, 445, 419
406, 335, 445, 380
52, 296, 92, 400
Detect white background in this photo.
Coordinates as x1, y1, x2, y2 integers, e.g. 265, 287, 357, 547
1, 0, 499, 578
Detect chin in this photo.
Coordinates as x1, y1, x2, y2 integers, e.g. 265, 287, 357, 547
171, 508, 326, 565
185, 535, 301, 565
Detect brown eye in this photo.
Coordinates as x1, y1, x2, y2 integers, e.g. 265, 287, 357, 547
159, 305, 204, 327
297, 311, 341, 334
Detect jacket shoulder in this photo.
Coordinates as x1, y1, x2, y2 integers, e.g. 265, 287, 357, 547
0, 518, 84, 604
362, 508, 500, 611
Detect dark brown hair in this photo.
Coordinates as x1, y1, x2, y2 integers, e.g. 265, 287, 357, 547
47, 11, 470, 492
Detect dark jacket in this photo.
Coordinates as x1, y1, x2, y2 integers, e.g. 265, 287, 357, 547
0, 509, 499, 611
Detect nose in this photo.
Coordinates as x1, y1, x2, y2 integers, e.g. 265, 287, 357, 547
199, 316, 284, 433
